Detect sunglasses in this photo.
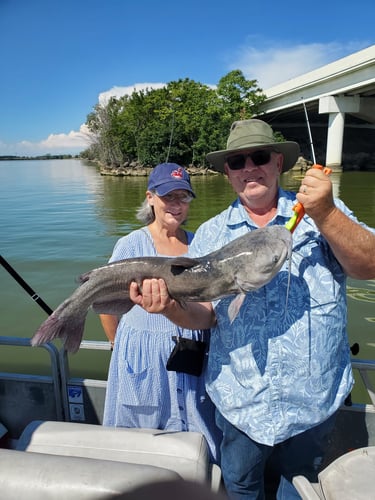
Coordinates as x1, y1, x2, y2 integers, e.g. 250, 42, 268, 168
226, 149, 276, 170
156, 192, 194, 204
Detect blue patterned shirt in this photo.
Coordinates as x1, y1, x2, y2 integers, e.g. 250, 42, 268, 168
188, 188, 374, 446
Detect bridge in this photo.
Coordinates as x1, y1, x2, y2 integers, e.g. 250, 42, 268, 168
257, 45, 375, 170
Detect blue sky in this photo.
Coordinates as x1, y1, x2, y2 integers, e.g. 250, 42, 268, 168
0, 0, 373, 156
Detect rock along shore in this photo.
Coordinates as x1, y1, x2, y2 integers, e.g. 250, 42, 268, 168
98, 157, 314, 177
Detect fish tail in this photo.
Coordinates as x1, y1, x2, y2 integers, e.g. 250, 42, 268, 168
31, 313, 85, 354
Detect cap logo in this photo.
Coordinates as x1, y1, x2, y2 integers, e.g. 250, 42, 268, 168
171, 167, 184, 179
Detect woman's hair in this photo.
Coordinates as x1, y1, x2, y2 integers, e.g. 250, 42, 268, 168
136, 194, 155, 224
136, 189, 190, 226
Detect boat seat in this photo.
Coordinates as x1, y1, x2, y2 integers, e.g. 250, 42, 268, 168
0, 421, 7, 445
17, 420, 221, 490
0, 448, 180, 500
0, 421, 7, 439
292, 446, 375, 500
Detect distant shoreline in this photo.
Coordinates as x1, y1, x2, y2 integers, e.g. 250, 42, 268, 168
0, 155, 79, 161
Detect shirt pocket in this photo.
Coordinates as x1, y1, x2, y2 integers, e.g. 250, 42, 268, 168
120, 363, 161, 407
228, 342, 266, 390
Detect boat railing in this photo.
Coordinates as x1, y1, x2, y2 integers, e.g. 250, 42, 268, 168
350, 359, 375, 408
1, 336, 375, 441
0, 336, 64, 435
45, 341, 375, 424
58, 340, 111, 424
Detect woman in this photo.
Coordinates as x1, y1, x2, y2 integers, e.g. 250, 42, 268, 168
101, 162, 221, 463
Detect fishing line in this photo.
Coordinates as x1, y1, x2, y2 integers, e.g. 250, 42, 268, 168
0, 255, 53, 315
283, 246, 293, 316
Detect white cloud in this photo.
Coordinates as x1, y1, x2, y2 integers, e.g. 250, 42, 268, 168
38, 123, 92, 150
98, 82, 166, 106
0, 124, 93, 157
228, 40, 369, 89
0, 83, 167, 157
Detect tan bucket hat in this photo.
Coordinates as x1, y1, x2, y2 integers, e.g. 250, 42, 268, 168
206, 119, 300, 173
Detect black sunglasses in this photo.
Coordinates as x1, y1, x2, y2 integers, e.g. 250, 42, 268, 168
226, 149, 276, 170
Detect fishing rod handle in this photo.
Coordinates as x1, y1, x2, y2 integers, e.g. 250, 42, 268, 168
287, 164, 333, 233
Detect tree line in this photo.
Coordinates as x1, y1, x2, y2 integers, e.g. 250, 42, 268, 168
81, 70, 269, 169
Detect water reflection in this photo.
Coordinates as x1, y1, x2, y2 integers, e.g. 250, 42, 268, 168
347, 282, 375, 304
339, 171, 375, 222
100, 176, 147, 236
281, 169, 375, 223
97, 173, 237, 234
1, 160, 374, 385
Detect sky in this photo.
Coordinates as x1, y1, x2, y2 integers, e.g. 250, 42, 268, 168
0, 0, 374, 157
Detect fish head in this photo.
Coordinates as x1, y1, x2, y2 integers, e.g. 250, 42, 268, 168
232, 226, 292, 292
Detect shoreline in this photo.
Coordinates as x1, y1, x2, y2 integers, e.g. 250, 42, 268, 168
98, 164, 220, 177
97, 157, 314, 177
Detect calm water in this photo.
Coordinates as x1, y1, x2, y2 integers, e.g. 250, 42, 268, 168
1, 160, 374, 399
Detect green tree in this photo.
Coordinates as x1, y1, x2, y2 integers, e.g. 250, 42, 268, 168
85, 98, 126, 165
215, 70, 266, 145
83, 71, 266, 168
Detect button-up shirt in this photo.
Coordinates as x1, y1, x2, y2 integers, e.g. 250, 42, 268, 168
188, 188, 374, 446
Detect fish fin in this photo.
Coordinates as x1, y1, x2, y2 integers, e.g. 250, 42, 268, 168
92, 298, 134, 315
77, 270, 92, 284
228, 293, 246, 323
235, 277, 257, 292
31, 312, 85, 354
169, 256, 200, 270
176, 298, 187, 310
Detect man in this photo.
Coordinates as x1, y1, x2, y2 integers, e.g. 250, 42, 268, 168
130, 119, 375, 499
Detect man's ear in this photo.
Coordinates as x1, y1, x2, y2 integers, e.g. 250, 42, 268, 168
277, 154, 284, 174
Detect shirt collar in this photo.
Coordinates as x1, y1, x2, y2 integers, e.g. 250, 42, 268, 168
226, 188, 296, 229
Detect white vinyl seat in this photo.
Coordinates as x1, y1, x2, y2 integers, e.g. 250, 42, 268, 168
0, 448, 180, 500
16, 420, 221, 491
292, 446, 375, 500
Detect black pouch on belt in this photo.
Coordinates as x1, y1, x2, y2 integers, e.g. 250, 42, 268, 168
166, 336, 207, 376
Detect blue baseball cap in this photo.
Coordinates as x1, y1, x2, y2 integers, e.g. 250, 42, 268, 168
147, 163, 196, 197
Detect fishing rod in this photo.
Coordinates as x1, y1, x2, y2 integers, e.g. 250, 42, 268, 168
301, 99, 317, 164
285, 100, 332, 233
0, 254, 53, 315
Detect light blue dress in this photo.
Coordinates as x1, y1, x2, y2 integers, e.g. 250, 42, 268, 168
103, 227, 221, 463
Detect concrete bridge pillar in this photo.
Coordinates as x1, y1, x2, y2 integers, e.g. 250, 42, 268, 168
319, 96, 360, 170
326, 110, 345, 168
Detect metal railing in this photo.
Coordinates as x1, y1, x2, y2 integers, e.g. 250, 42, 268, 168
1, 337, 375, 437
351, 359, 375, 408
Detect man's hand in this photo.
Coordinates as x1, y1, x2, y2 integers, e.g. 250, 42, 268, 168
129, 278, 175, 313
129, 278, 217, 328
296, 167, 335, 225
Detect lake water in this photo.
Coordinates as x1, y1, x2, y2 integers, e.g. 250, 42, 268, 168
1, 159, 374, 400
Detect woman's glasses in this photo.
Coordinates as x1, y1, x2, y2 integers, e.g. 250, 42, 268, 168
226, 149, 276, 170
157, 192, 194, 204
